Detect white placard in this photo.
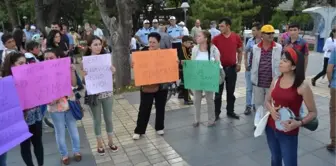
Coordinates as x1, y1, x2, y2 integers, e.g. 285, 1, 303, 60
83, 54, 113, 95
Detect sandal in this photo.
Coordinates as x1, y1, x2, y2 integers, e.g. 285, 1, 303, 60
109, 144, 119, 152
326, 143, 335, 151
207, 121, 216, 127
74, 153, 82, 162
62, 157, 70, 165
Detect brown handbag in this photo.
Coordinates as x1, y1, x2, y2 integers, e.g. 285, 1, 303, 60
142, 84, 159, 93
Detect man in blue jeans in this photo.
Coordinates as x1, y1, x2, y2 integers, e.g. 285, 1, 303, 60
244, 22, 261, 115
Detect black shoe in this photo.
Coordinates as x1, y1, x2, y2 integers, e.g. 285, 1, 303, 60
244, 107, 252, 115
227, 112, 240, 119
215, 112, 221, 121
184, 100, 193, 105
311, 79, 316, 86
215, 115, 220, 121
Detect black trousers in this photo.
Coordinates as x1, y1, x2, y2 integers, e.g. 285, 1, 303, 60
135, 90, 168, 134
172, 43, 183, 60
179, 69, 190, 101
313, 57, 329, 81
214, 66, 237, 116
20, 121, 44, 166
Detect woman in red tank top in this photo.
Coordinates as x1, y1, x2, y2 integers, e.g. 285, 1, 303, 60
264, 47, 317, 166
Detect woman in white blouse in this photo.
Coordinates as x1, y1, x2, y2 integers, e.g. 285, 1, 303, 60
312, 28, 336, 86
191, 30, 223, 127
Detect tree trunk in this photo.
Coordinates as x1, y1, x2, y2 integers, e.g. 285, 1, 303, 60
35, 0, 46, 34
4, 0, 19, 28
96, 0, 133, 90
47, 0, 60, 25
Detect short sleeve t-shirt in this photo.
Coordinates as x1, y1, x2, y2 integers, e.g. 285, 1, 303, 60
212, 33, 242, 67
284, 37, 309, 56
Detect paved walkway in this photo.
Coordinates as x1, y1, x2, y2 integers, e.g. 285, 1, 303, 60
6, 52, 336, 166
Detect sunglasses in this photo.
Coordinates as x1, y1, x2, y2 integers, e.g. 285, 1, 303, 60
264, 32, 275, 35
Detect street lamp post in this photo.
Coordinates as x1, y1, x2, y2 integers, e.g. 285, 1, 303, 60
181, 2, 190, 24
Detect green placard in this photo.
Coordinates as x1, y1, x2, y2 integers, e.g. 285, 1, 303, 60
183, 60, 220, 92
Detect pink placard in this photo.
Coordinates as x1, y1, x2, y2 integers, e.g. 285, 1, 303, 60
11, 57, 72, 110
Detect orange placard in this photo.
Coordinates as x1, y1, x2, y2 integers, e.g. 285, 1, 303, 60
132, 49, 179, 86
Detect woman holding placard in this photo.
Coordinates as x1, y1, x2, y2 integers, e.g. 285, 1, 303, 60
264, 47, 317, 166
44, 49, 82, 165
132, 32, 169, 140
82, 36, 118, 156
191, 30, 224, 127
1, 52, 45, 166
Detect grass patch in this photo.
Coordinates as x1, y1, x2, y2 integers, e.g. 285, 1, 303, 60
113, 81, 139, 94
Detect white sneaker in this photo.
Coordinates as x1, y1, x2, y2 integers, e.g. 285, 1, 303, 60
132, 134, 140, 140
157, 130, 164, 135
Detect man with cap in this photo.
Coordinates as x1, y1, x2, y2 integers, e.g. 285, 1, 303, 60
250, 24, 282, 111
209, 21, 220, 39
178, 21, 189, 36
135, 19, 152, 50
151, 19, 159, 32
167, 16, 183, 59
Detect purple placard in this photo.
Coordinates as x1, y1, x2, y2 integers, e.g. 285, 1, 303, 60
11, 57, 72, 110
0, 76, 32, 155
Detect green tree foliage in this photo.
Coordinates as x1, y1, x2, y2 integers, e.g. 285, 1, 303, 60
289, 13, 311, 27
83, 1, 102, 25
190, 0, 261, 32
252, 0, 288, 23
269, 10, 287, 29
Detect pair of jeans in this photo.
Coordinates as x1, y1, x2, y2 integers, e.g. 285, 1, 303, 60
135, 90, 168, 134
20, 121, 44, 166
245, 71, 254, 108
215, 66, 237, 116
265, 126, 298, 166
50, 111, 80, 157
88, 97, 113, 137
0, 153, 6, 166
253, 86, 269, 110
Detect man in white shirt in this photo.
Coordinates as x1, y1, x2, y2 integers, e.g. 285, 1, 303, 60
190, 19, 202, 39
208, 21, 220, 39
178, 21, 189, 36
92, 24, 104, 40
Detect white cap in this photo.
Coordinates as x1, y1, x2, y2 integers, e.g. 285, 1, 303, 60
152, 19, 158, 23
143, 20, 150, 24
30, 25, 36, 30
178, 21, 185, 26
169, 16, 176, 20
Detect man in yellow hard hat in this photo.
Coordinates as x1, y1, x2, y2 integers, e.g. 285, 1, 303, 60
250, 24, 282, 111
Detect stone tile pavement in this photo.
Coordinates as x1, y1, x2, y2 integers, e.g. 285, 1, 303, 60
6, 51, 335, 166
81, 96, 189, 166
7, 124, 96, 166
